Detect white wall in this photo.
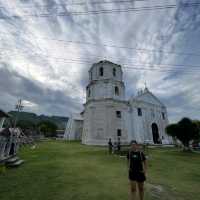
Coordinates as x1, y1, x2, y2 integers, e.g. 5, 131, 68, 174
64, 115, 83, 140
82, 100, 129, 145
87, 81, 125, 102
129, 99, 172, 144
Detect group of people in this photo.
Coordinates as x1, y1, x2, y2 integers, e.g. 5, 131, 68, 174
108, 139, 147, 200
108, 138, 121, 154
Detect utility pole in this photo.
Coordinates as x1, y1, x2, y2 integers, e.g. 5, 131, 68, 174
14, 99, 24, 129
9, 99, 24, 156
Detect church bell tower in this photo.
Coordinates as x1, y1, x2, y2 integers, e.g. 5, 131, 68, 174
82, 60, 129, 145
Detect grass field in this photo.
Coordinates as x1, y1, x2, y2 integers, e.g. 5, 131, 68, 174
0, 140, 200, 200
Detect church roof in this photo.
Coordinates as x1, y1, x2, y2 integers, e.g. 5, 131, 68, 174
131, 88, 166, 108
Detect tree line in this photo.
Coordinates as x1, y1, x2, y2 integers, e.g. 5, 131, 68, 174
16, 120, 58, 137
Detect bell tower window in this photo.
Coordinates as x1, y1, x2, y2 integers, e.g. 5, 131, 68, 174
113, 68, 116, 76
116, 111, 121, 118
137, 108, 142, 116
99, 67, 104, 76
115, 86, 119, 96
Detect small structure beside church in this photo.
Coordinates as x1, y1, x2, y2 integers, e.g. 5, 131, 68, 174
64, 114, 83, 140
64, 60, 172, 145
0, 128, 21, 160
0, 110, 24, 167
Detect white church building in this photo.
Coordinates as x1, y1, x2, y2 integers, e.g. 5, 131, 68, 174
64, 60, 172, 145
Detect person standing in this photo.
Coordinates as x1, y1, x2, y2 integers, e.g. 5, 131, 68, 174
127, 140, 147, 200
113, 142, 118, 154
117, 137, 121, 153
108, 138, 113, 154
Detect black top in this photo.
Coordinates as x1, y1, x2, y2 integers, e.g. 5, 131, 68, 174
108, 141, 113, 147
127, 151, 146, 172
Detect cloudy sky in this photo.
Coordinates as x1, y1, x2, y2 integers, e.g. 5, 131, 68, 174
0, 0, 200, 122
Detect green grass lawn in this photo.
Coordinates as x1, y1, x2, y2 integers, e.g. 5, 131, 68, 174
0, 140, 200, 200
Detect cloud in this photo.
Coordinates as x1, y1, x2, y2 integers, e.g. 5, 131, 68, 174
0, 64, 82, 116
0, 0, 200, 122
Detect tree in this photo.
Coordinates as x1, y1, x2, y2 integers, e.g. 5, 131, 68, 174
17, 120, 36, 130
38, 121, 58, 137
166, 118, 200, 150
193, 120, 200, 143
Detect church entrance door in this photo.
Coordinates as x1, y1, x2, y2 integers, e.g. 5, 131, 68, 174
151, 123, 160, 144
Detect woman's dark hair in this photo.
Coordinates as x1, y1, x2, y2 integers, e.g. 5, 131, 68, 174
130, 140, 137, 145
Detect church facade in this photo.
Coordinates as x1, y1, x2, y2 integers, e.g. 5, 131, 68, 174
64, 60, 172, 145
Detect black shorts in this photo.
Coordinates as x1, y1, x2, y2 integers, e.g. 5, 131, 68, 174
129, 170, 146, 182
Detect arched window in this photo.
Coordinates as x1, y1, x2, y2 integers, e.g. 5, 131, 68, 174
152, 123, 160, 144
137, 108, 142, 116
113, 68, 116, 76
88, 88, 91, 97
99, 67, 104, 76
87, 86, 91, 97
162, 112, 165, 120
115, 86, 119, 95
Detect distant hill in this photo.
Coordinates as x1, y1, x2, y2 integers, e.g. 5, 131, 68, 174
8, 111, 68, 129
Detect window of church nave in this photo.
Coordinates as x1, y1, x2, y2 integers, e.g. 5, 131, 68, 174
90, 71, 92, 80
137, 108, 142, 116
113, 68, 116, 76
151, 109, 155, 118
117, 129, 122, 137
99, 67, 104, 76
162, 112, 165, 120
115, 86, 119, 95
116, 111, 121, 118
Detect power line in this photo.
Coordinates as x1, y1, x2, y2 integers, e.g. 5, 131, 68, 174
44, 56, 200, 72
1, 48, 200, 74
1, 31, 200, 58
0, 0, 146, 9
36, 36, 200, 57
1, 46, 200, 71
0, 0, 182, 10
1, 2, 199, 63
0, 2, 199, 19
23, 3, 200, 17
